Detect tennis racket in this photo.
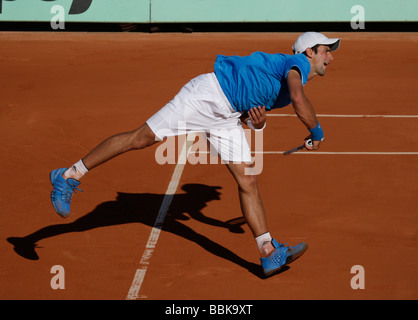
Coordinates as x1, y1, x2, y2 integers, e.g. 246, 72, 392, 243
283, 139, 313, 156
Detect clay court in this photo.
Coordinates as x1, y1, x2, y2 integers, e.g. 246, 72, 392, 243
0, 31, 417, 300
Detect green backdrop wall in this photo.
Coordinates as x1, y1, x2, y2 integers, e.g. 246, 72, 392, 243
0, 0, 416, 23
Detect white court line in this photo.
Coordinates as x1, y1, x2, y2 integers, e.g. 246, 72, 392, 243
196, 151, 418, 156
261, 151, 418, 155
267, 114, 418, 118
126, 134, 196, 300
196, 151, 418, 155
197, 150, 418, 155
266, 114, 418, 154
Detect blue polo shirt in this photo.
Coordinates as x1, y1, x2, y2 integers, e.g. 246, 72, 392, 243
214, 52, 311, 112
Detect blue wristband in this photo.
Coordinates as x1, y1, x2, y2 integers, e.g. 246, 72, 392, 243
308, 122, 324, 141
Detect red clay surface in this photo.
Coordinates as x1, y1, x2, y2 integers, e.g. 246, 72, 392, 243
1, 32, 417, 300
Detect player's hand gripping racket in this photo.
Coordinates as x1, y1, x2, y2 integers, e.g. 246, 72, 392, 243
283, 139, 313, 156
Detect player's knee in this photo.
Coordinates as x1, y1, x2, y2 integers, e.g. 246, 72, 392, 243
129, 125, 156, 150
237, 174, 258, 193
130, 135, 154, 150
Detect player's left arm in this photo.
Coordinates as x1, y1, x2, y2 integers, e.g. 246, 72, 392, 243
287, 68, 322, 150
241, 106, 267, 130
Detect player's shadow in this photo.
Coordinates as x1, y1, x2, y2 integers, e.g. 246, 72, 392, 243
8, 183, 273, 279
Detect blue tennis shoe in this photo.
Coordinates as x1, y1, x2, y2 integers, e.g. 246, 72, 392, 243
50, 168, 82, 218
261, 239, 308, 277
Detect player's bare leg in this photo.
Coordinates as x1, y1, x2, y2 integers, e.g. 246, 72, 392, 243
226, 162, 309, 276
50, 123, 157, 217
225, 162, 275, 257
81, 123, 157, 171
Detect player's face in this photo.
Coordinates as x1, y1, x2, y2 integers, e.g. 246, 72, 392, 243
312, 45, 334, 76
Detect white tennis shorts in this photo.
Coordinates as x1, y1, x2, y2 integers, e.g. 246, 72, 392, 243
146, 73, 251, 163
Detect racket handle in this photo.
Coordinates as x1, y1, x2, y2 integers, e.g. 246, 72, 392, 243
305, 139, 313, 148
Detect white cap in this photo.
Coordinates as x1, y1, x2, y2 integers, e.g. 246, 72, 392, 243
292, 32, 340, 54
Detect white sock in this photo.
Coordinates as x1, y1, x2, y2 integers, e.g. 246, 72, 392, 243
64, 160, 89, 180
255, 232, 272, 251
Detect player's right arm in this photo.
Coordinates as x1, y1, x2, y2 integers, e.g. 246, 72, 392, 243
287, 68, 322, 150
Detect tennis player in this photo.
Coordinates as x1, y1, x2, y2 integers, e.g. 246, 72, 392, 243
50, 32, 340, 277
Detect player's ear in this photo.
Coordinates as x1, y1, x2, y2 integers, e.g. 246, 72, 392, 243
305, 47, 314, 58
